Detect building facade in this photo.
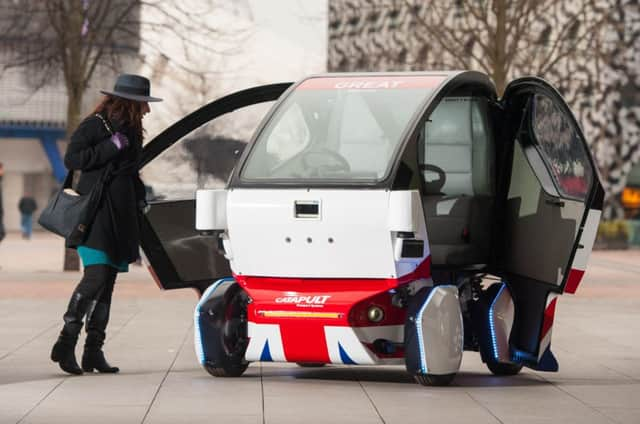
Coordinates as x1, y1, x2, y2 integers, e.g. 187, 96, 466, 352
327, 0, 640, 216
0, 1, 141, 232
0, 60, 140, 231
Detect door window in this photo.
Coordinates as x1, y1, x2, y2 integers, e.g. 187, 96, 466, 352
420, 97, 494, 196
532, 94, 593, 200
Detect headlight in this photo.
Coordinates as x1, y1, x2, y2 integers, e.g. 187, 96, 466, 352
367, 305, 385, 323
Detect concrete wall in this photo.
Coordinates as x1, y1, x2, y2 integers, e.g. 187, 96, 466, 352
0, 52, 139, 233
0, 138, 58, 232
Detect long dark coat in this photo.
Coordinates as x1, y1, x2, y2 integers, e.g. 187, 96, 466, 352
64, 113, 146, 265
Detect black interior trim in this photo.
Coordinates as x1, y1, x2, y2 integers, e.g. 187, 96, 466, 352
140, 199, 232, 293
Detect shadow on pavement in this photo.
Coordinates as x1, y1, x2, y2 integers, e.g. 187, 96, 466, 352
259, 365, 550, 387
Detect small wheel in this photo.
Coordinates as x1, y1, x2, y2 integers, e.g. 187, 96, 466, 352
296, 362, 326, 368
414, 373, 456, 386
486, 360, 523, 376
202, 284, 250, 378
204, 361, 249, 377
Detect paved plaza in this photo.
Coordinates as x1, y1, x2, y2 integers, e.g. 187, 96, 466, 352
0, 232, 639, 424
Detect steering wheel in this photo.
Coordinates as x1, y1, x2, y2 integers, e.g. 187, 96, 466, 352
420, 163, 446, 194
301, 149, 351, 175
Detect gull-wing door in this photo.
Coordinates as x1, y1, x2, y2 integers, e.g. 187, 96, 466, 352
138, 83, 292, 295
498, 77, 604, 294
494, 77, 604, 369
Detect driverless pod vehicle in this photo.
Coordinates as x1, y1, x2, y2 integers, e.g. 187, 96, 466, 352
139, 71, 604, 386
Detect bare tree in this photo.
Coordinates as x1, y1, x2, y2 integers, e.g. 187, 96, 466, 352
408, 0, 606, 95
0, 0, 245, 270
328, 0, 639, 216
583, 0, 640, 217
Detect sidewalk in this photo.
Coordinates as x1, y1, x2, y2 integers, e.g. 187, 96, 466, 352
1, 232, 639, 423
0, 232, 191, 299
0, 231, 70, 273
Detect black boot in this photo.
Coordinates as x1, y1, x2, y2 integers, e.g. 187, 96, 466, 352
51, 292, 92, 375
82, 301, 119, 373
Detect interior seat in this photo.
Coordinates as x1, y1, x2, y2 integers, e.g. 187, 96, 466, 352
419, 97, 495, 267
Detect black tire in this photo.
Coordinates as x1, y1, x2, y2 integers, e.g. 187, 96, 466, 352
486, 360, 523, 376
414, 373, 456, 386
202, 284, 250, 378
296, 362, 326, 368
204, 361, 249, 377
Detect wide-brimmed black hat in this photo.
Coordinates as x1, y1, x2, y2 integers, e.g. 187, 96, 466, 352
100, 73, 162, 102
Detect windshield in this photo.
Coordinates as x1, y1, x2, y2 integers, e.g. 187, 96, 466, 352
241, 76, 443, 182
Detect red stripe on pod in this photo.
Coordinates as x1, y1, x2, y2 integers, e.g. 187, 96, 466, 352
279, 320, 330, 363
234, 257, 431, 362
540, 298, 558, 341
564, 269, 585, 294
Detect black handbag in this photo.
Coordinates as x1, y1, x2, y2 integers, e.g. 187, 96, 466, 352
38, 114, 114, 246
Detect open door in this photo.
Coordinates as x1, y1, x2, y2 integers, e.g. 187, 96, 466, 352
138, 83, 292, 294
500, 77, 604, 292
496, 77, 604, 367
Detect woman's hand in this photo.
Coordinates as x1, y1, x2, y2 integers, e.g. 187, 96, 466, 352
110, 132, 129, 151
138, 199, 150, 215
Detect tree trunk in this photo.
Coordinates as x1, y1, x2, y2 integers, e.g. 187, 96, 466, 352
62, 87, 84, 272
492, 0, 508, 96
62, 2, 86, 272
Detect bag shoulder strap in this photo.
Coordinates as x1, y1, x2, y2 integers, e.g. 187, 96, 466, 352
65, 114, 115, 190
94, 113, 114, 135
62, 169, 75, 189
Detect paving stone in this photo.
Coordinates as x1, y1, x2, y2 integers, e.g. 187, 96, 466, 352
0, 233, 638, 423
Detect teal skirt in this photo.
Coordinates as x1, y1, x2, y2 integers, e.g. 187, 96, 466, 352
77, 246, 129, 273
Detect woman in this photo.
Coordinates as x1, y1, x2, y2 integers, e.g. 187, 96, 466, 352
51, 74, 162, 375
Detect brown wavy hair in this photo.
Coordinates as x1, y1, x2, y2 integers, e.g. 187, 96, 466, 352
93, 95, 145, 141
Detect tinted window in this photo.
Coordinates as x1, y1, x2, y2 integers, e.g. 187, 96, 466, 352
241, 76, 441, 182
532, 94, 592, 200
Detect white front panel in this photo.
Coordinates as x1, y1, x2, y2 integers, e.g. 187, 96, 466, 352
195, 189, 227, 231
226, 189, 429, 279
388, 191, 420, 232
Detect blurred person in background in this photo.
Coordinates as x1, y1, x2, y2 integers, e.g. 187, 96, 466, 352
50, 74, 162, 375
18, 195, 38, 240
0, 163, 5, 267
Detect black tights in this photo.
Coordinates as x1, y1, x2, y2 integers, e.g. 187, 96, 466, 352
74, 265, 117, 305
